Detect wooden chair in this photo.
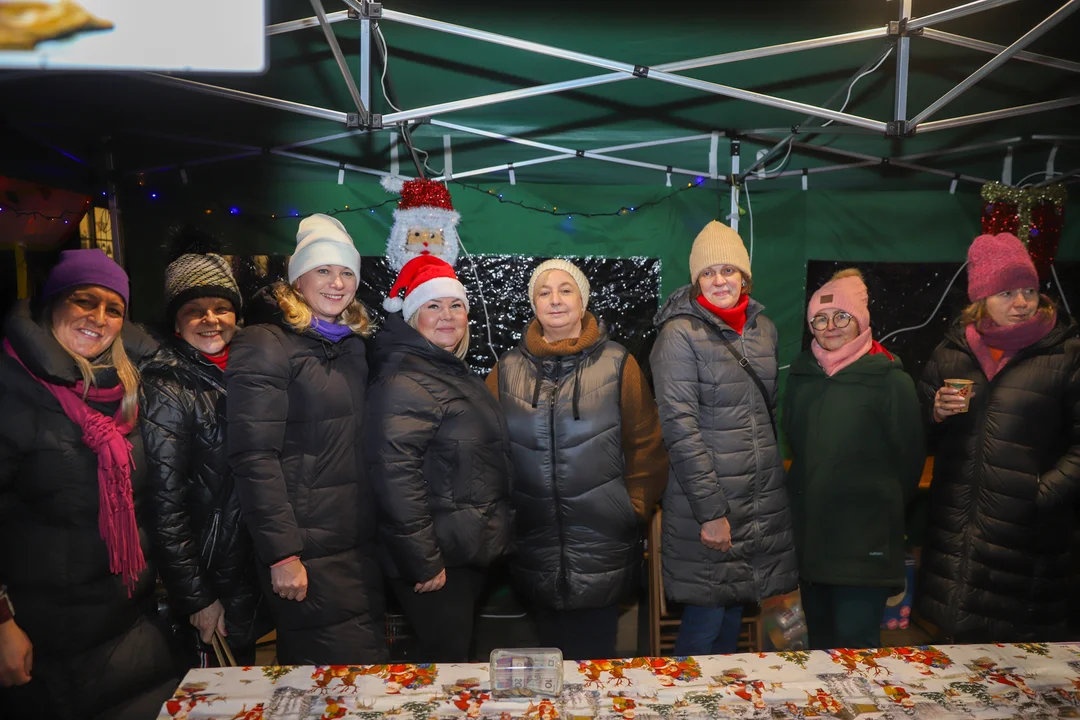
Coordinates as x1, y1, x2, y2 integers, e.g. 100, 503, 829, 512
647, 508, 763, 656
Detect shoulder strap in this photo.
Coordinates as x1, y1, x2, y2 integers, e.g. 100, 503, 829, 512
695, 319, 777, 439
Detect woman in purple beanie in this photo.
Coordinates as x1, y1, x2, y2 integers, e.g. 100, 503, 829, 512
918, 232, 1080, 643
0, 249, 179, 719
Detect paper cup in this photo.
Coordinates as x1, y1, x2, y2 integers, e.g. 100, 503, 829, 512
944, 379, 974, 412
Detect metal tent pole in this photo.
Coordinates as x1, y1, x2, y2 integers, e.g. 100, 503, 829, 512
428, 119, 714, 180
762, 160, 881, 179
267, 10, 348, 36
436, 155, 577, 182
743, 133, 992, 183
310, 0, 368, 124
379, 28, 887, 126
917, 96, 1080, 132
142, 74, 350, 124
377, 8, 887, 132
920, 28, 1080, 74
270, 149, 395, 178
910, 0, 1080, 126
894, 0, 912, 123
359, 12, 372, 109
274, 129, 371, 152
1032, 167, 1075, 185
729, 139, 741, 232
740, 44, 894, 181
895, 136, 1024, 161
907, 0, 1025, 31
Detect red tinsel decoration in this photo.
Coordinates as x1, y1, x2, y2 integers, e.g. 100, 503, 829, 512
981, 200, 1019, 235
1028, 201, 1065, 281
980, 181, 1067, 281
397, 178, 456, 212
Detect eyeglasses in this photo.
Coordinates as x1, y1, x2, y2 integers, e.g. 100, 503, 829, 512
809, 312, 854, 331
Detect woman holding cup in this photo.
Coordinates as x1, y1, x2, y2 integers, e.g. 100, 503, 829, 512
918, 232, 1080, 643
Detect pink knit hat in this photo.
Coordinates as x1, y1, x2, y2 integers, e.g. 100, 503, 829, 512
807, 274, 870, 333
966, 232, 1038, 302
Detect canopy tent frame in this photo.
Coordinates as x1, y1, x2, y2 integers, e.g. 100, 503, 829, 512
119, 0, 1078, 200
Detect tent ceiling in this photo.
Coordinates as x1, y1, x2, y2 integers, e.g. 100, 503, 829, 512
2, 0, 1079, 192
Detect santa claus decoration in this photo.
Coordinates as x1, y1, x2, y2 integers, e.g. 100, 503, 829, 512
381, 175, 461, 272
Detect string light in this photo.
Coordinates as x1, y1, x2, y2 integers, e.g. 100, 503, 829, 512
124, 174, 711, 223
0, 200, 91, 220
450, 177, 706, 218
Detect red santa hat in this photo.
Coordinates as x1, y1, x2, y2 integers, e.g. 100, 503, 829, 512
381, 176, 461, 270
384, 255, 469, 320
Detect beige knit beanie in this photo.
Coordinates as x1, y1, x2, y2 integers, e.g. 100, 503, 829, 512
528, 259, 591, 311
689, 220, 751, 282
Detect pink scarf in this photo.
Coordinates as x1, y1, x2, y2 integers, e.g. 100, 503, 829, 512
811, 326, 873, 377
3, 339, 145, 595
965, 311, 1056, 381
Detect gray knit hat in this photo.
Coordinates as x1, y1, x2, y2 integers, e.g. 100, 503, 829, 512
165, 253, 243, 325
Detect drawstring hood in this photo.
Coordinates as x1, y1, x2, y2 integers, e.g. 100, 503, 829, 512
522, 311, 606, 420
530, 364, 543, 409
572, 355, 583, 420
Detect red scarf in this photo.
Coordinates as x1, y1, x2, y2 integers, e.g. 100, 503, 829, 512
695, 293, 749, 335
965, 311, 1056, 381
201, 346, 229, 372
3, 339, 145, 595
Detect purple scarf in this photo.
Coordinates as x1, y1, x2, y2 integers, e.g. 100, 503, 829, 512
965, 311, 1056, 381
310, 317, 353, 343
3, 339, 145, 595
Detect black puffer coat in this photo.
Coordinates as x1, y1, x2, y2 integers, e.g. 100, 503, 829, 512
365, 312, 513, 583
140, 335, 266, 650
0, 301, 178, 720
918, 315, 1080, 642
226, 290, 385, 664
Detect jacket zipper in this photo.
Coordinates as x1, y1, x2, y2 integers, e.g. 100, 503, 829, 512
201, 509, 222, 569
947, 339, 1036, 634
548, 362, 569, 601
741, 333, 763, 601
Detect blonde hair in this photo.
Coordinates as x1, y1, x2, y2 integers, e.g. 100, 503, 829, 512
48, 304, 139, 425
272, 281, 372, 337
407, 310, 470, 360
830, 268, 865, 282
961, 293, 1056, 326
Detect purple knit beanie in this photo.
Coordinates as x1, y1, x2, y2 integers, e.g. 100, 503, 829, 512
966, 233, 1038, 302
41, 249, 130, 308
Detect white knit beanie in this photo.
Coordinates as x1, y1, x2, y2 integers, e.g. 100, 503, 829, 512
288, 213, 361, 283
528, 259, 590, 311
689, 220, 751, 282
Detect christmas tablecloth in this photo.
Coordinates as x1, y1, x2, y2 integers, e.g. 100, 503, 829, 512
158, 642, 1080, 719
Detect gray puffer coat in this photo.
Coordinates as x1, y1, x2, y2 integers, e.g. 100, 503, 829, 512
651, 286, 797, 607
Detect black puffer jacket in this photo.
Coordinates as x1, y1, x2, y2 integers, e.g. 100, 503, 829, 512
140, 335, 266, 650
0, 301, 178, 720
365, 313, 513, 582
225, 290, 384, 663
917, 315, 1080, 642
